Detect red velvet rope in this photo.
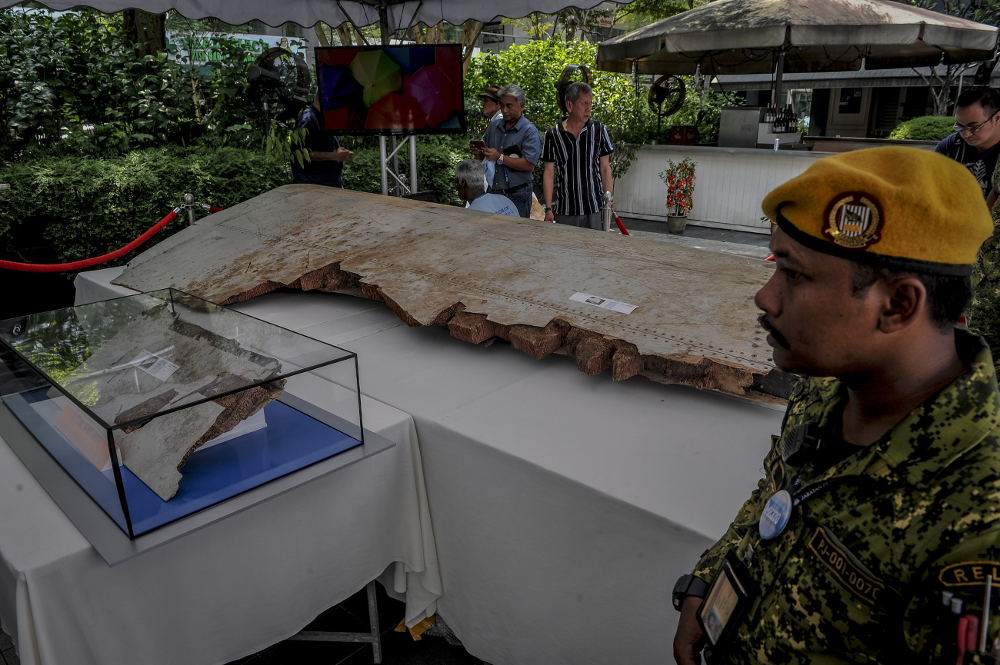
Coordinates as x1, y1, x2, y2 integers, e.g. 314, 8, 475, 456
0, 204, 224, 273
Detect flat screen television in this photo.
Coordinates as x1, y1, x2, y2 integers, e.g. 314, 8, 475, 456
315, 44, 466, 135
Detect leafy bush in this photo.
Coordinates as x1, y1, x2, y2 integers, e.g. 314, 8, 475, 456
0, 7, 289, 161
888, 116, 956, 142
0, 147, 289, 268
342, 135, 467, 206
464, 40, 737, 180
465, 39, 652, 180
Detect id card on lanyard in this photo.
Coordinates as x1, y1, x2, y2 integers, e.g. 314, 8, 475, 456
698, 550, 753, 650
701, 473, 845, 654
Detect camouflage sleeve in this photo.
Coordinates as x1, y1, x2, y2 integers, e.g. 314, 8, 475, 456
969, 204, 1000, 351
691, 459, 770, 582
901, 502, 1000, 662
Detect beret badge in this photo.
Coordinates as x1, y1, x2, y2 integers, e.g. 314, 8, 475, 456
823, 192, 883, 250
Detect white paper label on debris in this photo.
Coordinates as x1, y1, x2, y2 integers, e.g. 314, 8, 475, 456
570, 292, 637, 314
131, 350, 179, 381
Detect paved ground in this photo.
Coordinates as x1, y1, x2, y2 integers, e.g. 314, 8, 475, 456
0, 622, 19, 665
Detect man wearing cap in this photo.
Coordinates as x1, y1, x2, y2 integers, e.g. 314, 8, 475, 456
478, 85, 503, 124
671, 147, 1000, 664
477, 85, 503, 188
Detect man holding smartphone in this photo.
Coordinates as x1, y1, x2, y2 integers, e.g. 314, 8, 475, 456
471, 83, 541, 218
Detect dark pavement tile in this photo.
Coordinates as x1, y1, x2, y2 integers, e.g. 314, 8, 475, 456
619, 216, 772, 246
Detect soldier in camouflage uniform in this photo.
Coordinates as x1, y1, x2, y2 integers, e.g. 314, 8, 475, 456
672, 147, 999, 664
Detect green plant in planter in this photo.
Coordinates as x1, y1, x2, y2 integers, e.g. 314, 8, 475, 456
659, 157, 696, 217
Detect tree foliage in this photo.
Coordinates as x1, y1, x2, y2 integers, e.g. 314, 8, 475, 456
0, 7, 293, 162
902, 0, 1000, 115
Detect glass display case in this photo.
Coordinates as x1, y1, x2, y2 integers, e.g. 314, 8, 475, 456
0, 289, 366, 541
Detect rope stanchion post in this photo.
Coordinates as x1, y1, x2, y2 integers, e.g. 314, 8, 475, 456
184, 193, 196, 227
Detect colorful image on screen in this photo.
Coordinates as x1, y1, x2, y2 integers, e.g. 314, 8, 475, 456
316, 44, 466, 135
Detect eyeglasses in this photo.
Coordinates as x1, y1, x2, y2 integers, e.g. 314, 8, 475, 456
954, 112, 999, 135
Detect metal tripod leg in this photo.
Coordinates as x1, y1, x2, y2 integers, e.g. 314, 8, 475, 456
288, 580, 383, 663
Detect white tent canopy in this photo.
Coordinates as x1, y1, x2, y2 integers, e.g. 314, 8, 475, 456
0, 0, 616, 32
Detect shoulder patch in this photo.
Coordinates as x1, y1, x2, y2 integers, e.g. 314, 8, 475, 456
938, 561, 1000, 587
808, 526, 884, 606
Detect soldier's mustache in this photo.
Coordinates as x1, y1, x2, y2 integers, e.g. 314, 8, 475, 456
758, 314, 790, 349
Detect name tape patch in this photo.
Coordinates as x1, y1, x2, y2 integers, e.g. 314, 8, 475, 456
808, 527, 884, 606
938, 561, 1000, 587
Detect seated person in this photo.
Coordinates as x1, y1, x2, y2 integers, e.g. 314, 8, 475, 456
454, 160, 517, 216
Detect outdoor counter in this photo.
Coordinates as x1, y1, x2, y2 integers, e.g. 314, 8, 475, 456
614, 144, 832, 233
614, 139, 938, 233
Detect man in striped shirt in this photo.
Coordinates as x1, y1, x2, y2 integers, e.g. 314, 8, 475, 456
541, 82, 614, 230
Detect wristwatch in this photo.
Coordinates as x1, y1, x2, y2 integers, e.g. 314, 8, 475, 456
672, 574, 709, 611
497, 154, 504, 166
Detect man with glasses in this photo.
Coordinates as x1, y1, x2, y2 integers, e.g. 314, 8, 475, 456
935, 86, 1000, 206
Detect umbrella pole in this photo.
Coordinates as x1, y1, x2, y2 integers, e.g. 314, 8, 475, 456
773, 51, 785, 107
378, 1, 390, 45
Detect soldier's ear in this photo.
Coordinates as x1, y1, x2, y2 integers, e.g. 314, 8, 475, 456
876, 276, 927, 334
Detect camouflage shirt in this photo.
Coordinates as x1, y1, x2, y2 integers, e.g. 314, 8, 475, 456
692, 331, 1000, 664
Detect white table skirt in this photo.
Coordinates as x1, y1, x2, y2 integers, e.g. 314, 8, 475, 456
70, 268, 785, 665
0, 277, 442, 665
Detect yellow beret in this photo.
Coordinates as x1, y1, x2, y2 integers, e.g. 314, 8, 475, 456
761, 146, 992, 276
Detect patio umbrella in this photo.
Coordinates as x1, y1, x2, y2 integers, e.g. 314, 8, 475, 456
596, 0, 998, 104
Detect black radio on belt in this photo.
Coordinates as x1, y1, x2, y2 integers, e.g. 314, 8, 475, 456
779, 422, 824, 467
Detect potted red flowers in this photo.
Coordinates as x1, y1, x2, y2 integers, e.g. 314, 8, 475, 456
659, 157, 696, 234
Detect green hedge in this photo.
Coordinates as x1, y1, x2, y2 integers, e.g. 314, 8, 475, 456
0, 139, 470, 273
888, 116, 955, 142
0, 147, 290, 268
342, 135, 466, 207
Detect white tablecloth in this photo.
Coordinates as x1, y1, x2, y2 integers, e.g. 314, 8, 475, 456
70, 268, 785, 664
0, 273, 441, 665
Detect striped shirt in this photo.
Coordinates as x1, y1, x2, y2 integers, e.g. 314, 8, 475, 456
542, 119, 613, 215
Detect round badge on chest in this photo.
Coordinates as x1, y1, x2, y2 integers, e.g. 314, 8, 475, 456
759, 489, 793, 540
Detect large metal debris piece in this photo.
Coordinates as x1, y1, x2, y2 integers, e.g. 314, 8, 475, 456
115, 185, 789, 402
62, 305, 285, 500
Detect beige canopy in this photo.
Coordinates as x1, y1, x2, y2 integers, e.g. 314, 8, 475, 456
597, 0, 999, 76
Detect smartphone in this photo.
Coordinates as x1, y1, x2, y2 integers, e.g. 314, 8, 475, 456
469, 140, 486, 151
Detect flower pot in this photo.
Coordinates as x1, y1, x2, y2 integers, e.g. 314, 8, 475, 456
667, 215, 688, 234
